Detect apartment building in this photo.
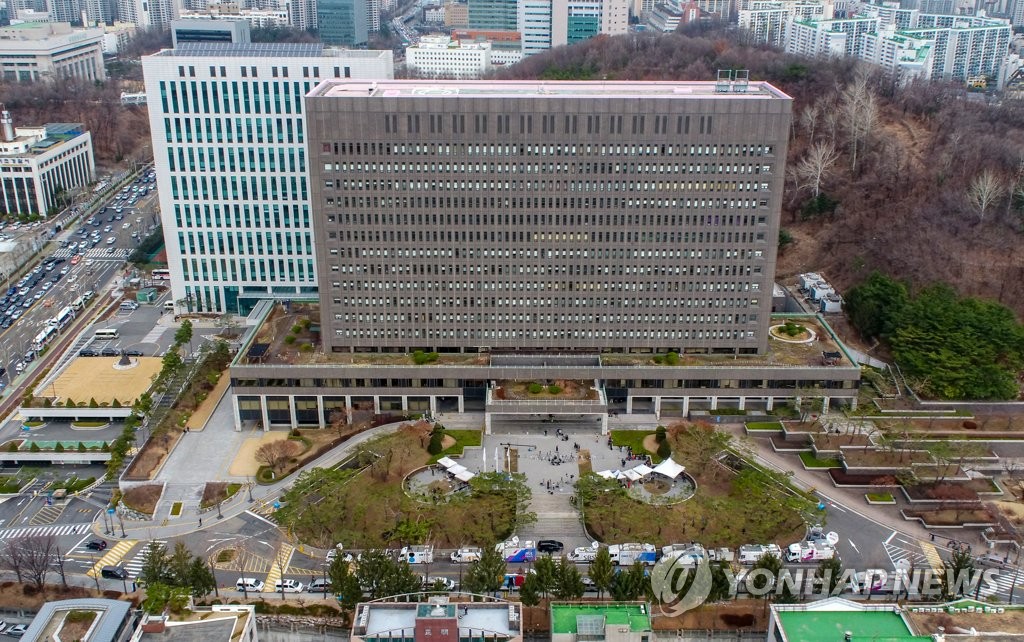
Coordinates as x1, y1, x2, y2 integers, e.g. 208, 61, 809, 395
318, 0, 369, 45
738, 0, 831, 48
906, 13, 1010, 80
142, 42, 395, 314
0, 23, 105, 83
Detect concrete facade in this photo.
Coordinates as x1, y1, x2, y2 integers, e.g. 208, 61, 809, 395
306, 80, 790, 357
0, 120, 95, 217
0, 23, 105, 83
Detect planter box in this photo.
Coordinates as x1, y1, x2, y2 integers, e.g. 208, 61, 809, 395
865, 494, 896, 505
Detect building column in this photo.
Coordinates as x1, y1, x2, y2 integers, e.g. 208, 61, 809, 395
317, 395, 326, 428
289, 395, 298, 428
766, 396, 774, 411
601, 413, 609, 435
738, 397, 746, 411
373, 396, 380, 414
653, 397, 662, 418
345, 396, 353, 423
681, 397, 689, 416
822, 396, 831, 413
261, 396, 270, 432
484, 413, 492, 435
849, 396, 857, 411
429, 396, 437, 415
626, 397, 633, 414
232, 395, 242, 432
401, 396, 408, 412
457, 396, 464, 413
710, 396, 718, 410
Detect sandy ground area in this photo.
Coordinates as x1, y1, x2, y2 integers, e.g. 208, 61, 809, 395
47, 357, 163, 405
228, 431, 289, 476
185, 371, 230, 431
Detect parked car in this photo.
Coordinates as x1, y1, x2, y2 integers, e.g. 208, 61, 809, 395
5, 624, 28, 637
79, 349, 98, 357
307, 578, 332, 593
275, 579, 303, 593
420, 576, 456, 591
124, 349, 144, 357
236, 578, 264, 592
100, 348, 119, 357
537, 540, 564, 554
85, 540, 107, 551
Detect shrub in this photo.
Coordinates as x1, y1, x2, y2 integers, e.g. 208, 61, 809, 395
284, 335, 296, 345
781, 321, 805, 337
78, 442, 87, 453
89, 398, 99, 408
65, 398, 75, 408
102, 442, 110, 452
112, 399, 122, 408
655, 425, 667, 443
6, 442, 16, 452
427, 430, 445, 455
547, 385, 562, 395
299, 343, 313, 352
29, 442, 40, 453
656, 438, 672, 459
301, 318, 312, 329
43, 398, 52, 408
412, 350, 439, 365
652, 355, 664, 364
665, 351, 680, 365
290, 429, 301, 437
55, 443, 65, 453
528, 382, 543, 394
963, 420, 978, 430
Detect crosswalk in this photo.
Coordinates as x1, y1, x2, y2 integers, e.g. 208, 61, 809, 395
263, 543, 295, 592
51, 247, 130, 260
120, 540, 167, 579
884, 541, 931, 571
140, 326, 167, 344
0, 522, 92, 540
86, 540, 136, 577
919, 540, 945, 574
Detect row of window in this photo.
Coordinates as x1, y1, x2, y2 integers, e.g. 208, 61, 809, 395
326, 211, 768, 228
177, 65, 352, 79
378, 113, 721, 138
325, 179, 771, 194
323, 161, 772, 176
172, 203, 310, 230
335, 312, 757, 325
328, 229, 767, 245
234, 378, 852, 390
331, 263, 759, 277
324, 196, 771, 212
321, 142, 776, 159
169, 174, 307, 202
334, 328, 757, 340
180, 257, 316, 284
177, 230, 313, 257
166, 143, 306, 173
160, 80, 319, 118
163, 116, 303, 146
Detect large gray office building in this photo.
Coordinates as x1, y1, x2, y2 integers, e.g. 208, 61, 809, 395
227, 79, 862, 433
307, 80, 790, 356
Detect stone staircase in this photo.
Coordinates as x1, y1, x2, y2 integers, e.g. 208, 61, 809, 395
518, 484, 591, 550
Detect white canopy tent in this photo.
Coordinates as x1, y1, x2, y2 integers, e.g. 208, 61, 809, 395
596, 470, 615, 479
631, 464, 654, 478
653, 458, 686, 479
454, 470, 475, 482
622, 469, 642, 481
447, 464, 468, 476
437, 457, 457, 469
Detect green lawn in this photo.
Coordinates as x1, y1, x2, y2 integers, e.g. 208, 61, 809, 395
429, 430, 483, 464
610, 430, 656, 459
746, 421, 784, 431
798, 452, 842, 468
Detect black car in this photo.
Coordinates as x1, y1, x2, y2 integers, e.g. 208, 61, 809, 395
100, 348, 119, 357
537, 540, 564, 554
79, 349, 98, 357
124, 349, 144, 357
85, 540, 107, 551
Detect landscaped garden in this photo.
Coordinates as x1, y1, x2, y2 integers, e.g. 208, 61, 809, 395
798, 452, 842, 469
582, 422, 813, 547
493, 380, 600, 401
121, 484, 163, 516
275, 421, 533, 548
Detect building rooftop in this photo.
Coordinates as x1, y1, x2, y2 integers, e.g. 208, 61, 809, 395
137, 618, 234, 642
308, 79, 791, 100
550, 603, 652, 634
354, 598, 520, 640
0, 123, 88, 158
22, 598, 132, 642
132, 606, 255, 642
772, 599, 929, 642
152, 42, 393, 58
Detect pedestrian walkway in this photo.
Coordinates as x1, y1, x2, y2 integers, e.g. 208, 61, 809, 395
51, 248, 130, 260
121, 540, 166, 578
263, 543, 295, 592
919, 540, 945, 575
0, 522, 91, 539
86, 539, 135, 577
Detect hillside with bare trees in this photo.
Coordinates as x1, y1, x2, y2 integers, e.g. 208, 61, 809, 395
494, 27, 1024, 320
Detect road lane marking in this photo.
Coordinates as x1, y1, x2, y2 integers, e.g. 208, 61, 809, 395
884, 531, 896, 545
919, 540, 944, 575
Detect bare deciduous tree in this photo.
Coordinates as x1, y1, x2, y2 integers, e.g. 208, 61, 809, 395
0, 539, 25, 582
967, 169, 1006, 222
255, 439, 298, 474
841, 73, 879, 173
799, 102, 820, 142
19, 536, 56, 591
793, 141, 839, 198
52, 544, 68, 588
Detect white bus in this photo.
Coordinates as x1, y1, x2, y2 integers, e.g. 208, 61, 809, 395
48, 306, 75, 330
151, 269, 170, 281
93, 328, 119, 341
32, 326, 58, 351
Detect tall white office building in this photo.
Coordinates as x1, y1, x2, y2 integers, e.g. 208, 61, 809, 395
518, 0, 552, 55
142, 42, 394, 314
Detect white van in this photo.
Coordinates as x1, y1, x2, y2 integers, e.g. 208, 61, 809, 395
236, 578, 264, 592
163, 301, 176, 312
71, 297, 85, 311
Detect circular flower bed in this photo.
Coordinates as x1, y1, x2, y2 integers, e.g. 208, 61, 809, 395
769, 322, 817, 344
626, 472, 697, 505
